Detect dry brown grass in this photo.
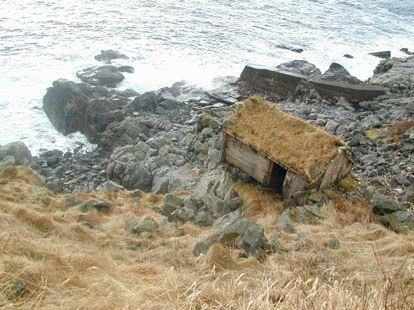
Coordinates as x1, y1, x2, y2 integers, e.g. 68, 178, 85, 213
0, 167, 413, 309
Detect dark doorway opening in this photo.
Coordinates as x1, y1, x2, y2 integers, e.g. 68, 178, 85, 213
269, 164, 287, 193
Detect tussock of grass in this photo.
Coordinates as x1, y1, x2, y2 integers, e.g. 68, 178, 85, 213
0, 167, 413, 309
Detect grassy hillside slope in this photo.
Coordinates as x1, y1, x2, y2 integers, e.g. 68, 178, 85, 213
0, 167, 413, 309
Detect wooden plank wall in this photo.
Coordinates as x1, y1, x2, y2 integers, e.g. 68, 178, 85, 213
223, 133, 273, 185
319, 149, 353, 189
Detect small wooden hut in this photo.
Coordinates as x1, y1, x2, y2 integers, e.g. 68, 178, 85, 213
222, 97, 353, 202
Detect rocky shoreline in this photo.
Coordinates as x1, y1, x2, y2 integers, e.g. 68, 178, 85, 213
1, 51, 414, 258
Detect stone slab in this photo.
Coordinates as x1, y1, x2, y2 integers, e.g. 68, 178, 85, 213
309, 77, 387, 102
240, 64, 387, 101
240, 64, 308, 95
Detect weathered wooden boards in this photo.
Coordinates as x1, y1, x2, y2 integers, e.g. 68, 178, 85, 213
222, 98, 355, 203
223, 130, 353, 200
240, 64, 387, 102
223, 132, 274, 185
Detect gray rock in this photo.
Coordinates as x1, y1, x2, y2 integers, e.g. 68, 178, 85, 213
95, 50, 128, 62
164, 194, 184, 206
196, 112, 221, 133
6, 278, 27, 298
176, 207, 196, 222
125, 217, 158, 236
325, 120, 339, 134
118, 66, 135, 73
193, 235, 217, 256
43, 79, 124, 140
275, 44, 304, 53
65, 197, 83, 208
371, 57, 414, 90
404, 184, 414, 203
360, 114, 380, 129
277, 60, 321, 76
96, 180, 125, 191
193, 212, 270, 260
401, 48, 414, 56
100, 118, 149, 151
160, 203, 177, 220
380, 210, 414, 232
128, 92, 158, 112
0, 141, 32, 165
371, 193, 406, 215
321, 62, 362, 84
194, 210, 213, 226
270, 240, 281, 253
327, 237, 340, 250
151, 175, 169, 194
278, 210, 296, 233
183, 196, 203, 210
76, 65, 125, 87
0, 155, 15, 168
80, 200, 112, 213
106, 144, 153, 190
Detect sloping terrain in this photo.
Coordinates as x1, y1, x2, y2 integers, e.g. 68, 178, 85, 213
1, 166, 413, 309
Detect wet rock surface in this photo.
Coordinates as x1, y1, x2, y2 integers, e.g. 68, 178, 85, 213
321, 62, 362, 84
95, 49, 129, 63
277, 60, 321, 76
77, 65, 126, 87
369, 51, 391, 59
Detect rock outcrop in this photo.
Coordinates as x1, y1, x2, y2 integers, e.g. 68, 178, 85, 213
193, 212, 270, 260
77, 65, 126, 88
321, 62, 362, 84
277, 60, 321, 76
43, 79, 129, 142
0, 142, 32, 166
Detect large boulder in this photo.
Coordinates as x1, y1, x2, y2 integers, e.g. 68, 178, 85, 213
277, 60, 321, 76
128, 92, 158, 113
321, 62, 362, 84
106, 145, 153, 191
380, 210, 414, 233
43, 79, 92, 136
77, 65, 125, 87
193, 212, 270, 260
43, 79, 125, 141
370, 57, 414, 92
0, 142, 32, 165
83, 99, 125, 140
371, 193, 405, 215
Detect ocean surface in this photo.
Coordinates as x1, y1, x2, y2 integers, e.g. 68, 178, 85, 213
1, 0, 413, 153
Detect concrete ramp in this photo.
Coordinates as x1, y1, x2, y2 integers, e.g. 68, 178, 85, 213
309, 77, 386, 102
240, 64, 387, 101
240, 64, 308, 95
